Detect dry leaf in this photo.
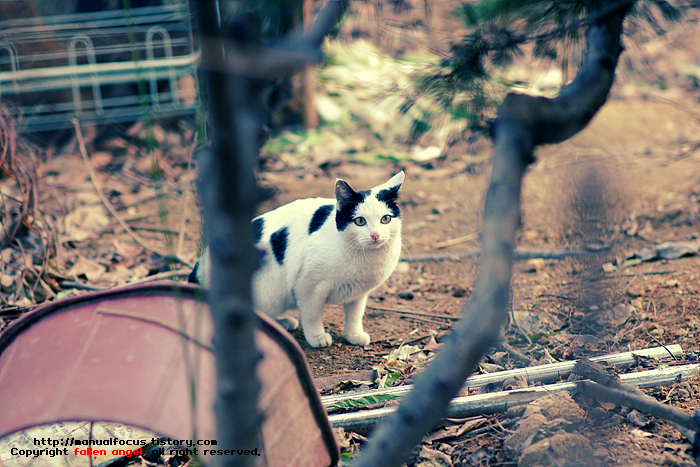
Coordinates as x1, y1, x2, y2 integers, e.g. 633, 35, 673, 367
418, 446, 453, 467
67, 256, 106, 281
424, 417, 486, 443
422, 335, 442, 353
64, 205, 110, 241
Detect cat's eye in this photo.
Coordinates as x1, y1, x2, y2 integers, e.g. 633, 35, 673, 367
354, 217, 366, 226
380, 215, 392, 224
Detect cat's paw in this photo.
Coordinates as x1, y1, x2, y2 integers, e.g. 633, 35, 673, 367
345, 331, 371, 347
306, 332, 333, 348
277, 316, 299, 331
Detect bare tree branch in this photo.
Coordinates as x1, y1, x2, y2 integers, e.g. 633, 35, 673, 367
579, 380, 700, 435
190, 1, 263, 465
190, 2, 346, 466
349, 3, 635, 467
575, 359, 700, 445
198, 0, 346, 79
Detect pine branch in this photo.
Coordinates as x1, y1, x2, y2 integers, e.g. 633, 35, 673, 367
349, 3, 635, 467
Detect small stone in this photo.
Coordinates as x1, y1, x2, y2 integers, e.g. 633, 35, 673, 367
625, 285, 645, 297
525, 258, 545, 273
626, 410, 650, 427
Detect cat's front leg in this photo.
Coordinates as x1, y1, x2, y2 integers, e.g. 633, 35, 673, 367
296, 289, 333, 348
343, 294, 370, 346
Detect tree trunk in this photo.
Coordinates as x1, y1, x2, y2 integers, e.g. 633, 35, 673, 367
350, 2, 635, 467
190, 2, 264, 466
190, 2, 345, 466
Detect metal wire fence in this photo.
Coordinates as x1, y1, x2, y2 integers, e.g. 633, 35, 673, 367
0, 1, 199, 133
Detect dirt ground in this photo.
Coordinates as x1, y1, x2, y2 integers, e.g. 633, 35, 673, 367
1, 4, 700, 467
277, 91, 700, 466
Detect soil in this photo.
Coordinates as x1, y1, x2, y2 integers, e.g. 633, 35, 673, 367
282, 91, 700, 466
1, 3, 699, 467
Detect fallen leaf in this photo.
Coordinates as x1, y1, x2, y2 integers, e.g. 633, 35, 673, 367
325, 394, 400, 414
315, 370, 376, 392
333, 427, 351, 450
113, 240, 143, 260
622, 215, 638, 236
378, 371, 402, 388
422, 335, 442, 353
383, 345, 422, 363
424, 417, 486, 443
598, 303, 634, 327
627, 410, 651, 427
67, 256, 106, 282
418, 446, 453, 467
599, 401, 616, 411
479, 362, 504, 373
64, 206, 110, 241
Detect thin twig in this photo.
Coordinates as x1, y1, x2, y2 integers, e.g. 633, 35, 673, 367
58, 280, 105, 290
88, 421, 94, 467
176, 139, 197, 258
73, 119, 165, 256
579, 270, 676, 282
127, 269, 191, 284
127, 225, 179, 234
496, 341, 535, 366
402, 249, 589, 263
401, 334, 435, 346
433, 232, 480, 250
59, 269, 190, 290
537, 293, 575, 301
367, 304, 458, 320
399, 315, 452, 327
645, 331, 678, 360
616, 270, 676, 277
117, 188, 180, 209
508, 304, 533, 346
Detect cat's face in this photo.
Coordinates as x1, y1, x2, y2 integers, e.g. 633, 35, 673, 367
335, 171, 404, 250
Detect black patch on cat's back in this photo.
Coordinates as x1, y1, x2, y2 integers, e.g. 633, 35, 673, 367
336, 190, 369, 231
270, 227, 289, 265
377, 186, 401, 218
309, 204, 334, 234
251, 217, 264, 244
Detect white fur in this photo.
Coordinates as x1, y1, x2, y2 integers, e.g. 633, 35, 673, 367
196, 171, 405, 348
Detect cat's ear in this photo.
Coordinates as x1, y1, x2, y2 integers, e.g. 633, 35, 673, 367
335, 179, 357, 205
383, 171, 405, 191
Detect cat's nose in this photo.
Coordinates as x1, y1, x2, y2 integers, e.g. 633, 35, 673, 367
370, 232, 380, 242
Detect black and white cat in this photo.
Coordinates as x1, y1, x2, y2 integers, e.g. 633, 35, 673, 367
190, 171, 405, 348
